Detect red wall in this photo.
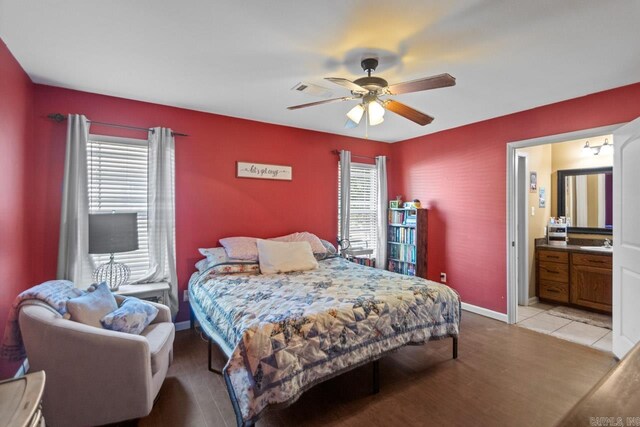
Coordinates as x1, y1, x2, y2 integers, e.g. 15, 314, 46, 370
0, 40, 34, 378
30, 85, 393, 323
389, 82, 640, 313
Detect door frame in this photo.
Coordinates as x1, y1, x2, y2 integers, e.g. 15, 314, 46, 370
506, 123, 623, 324
515, 151, 530, 307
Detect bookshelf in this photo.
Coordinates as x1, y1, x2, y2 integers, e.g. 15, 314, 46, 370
387, 208, 427, 278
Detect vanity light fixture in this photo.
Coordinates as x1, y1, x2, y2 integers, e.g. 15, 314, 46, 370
582, 138, 613, 156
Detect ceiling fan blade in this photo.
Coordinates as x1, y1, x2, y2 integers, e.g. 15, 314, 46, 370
287, 97, 354, 110
384, 100, 434, 126
386, 73, 456, 95
325, 77, 368, 93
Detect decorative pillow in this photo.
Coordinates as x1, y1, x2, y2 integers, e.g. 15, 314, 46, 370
256, 239, 318, 274
219, 237, 259, 261
196, 247, 260, 274
314, 239, 340, 261
101, 297, 159, 335
271, 232, 327, 254
67, 282, 118, 328
195, 257, 260, 274
320, 239, 338, 255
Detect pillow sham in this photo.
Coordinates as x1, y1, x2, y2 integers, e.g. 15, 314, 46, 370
320, 239, 338, 255
314, 239, 339, 261
256, 239, 318, 274
195, 258, 260, 274
219, 232, 328, 261
219, 237, 259, 261
196, 247, 260, 274
271, 232, 327, 254
67, 282, 118, 328
101, 297, 159, 335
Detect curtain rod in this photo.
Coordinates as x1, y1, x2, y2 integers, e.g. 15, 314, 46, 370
47, 113, 189, 137
331, 149, 388, 161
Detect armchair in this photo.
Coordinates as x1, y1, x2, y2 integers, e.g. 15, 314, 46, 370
18, 297, 174, 427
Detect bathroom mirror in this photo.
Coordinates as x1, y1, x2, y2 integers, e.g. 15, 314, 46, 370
557, 167, 613, 235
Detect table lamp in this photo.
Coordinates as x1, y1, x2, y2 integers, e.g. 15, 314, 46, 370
89, 212, 139, 291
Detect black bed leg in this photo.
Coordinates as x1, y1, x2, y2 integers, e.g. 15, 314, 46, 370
372, 360, 380, 394
453, 336, 458, 359
208, 338, 223, 375
190, 304, 195, 330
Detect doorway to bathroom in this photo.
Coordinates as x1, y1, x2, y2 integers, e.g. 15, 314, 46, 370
507, 125, 616, 352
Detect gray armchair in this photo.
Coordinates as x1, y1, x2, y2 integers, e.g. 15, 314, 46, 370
18, 297, 174, 427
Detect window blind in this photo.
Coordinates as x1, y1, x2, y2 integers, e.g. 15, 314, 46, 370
87, 134, 150, 281
338, 162, 379, 258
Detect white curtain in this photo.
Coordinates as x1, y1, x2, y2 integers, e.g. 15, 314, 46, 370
376, 156, 388, 269
576, 175, 588, 227
137, 127, 179, 316
339, 150, 351, 248
57, 114, 94, 286
597, 174, 606, 228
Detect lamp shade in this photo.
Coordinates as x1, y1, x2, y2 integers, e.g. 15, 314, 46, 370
346, 104, 365, 124
89, 213, 139, 254
367, 101, 385, 126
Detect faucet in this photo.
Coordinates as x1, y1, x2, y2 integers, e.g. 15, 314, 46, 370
604, 238, 612, 248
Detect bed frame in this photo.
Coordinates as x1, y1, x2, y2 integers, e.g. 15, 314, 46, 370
190, 306, 458, 395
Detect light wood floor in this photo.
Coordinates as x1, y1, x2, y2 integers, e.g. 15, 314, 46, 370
138, 312, 616, 427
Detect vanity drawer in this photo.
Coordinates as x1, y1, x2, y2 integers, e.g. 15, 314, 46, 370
539, 261, 569, 283
572, 252, 612, 269
539, 280, 569, 303
538, 250, 568, 263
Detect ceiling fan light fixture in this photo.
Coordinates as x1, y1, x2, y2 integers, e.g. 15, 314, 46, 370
346, 104, 365, 124
367, 100, 385, 126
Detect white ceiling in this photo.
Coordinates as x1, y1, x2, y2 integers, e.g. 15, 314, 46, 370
1, 0, 639, 143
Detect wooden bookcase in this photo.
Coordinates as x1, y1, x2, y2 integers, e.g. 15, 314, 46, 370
387, 208, 428, 278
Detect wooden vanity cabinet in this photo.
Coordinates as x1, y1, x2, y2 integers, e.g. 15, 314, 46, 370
536, 248, 612, 313
570, 253, 612, 312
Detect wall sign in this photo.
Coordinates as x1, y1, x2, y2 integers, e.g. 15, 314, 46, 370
236, 162, 292, 181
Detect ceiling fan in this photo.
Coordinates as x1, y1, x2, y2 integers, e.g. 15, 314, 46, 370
288, 58, 456, 128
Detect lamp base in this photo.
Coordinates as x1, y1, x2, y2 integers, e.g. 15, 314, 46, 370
93, 254, 130, 291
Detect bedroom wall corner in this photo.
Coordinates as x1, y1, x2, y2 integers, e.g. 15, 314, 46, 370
388, 82, 640, 315
0, 38, 35, 379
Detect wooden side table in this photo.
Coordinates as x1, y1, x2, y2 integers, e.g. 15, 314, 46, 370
115, 282, 170, 305
0, 370, 46, 426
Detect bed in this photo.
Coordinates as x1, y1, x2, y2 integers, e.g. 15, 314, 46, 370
188, 255, 461, 426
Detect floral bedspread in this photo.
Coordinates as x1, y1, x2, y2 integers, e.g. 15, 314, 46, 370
189, 257, 460, 426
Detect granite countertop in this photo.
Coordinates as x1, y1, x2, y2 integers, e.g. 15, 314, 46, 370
536, 243, 613, 255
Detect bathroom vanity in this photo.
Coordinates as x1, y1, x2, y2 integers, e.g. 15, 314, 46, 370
536, 243, 612, 313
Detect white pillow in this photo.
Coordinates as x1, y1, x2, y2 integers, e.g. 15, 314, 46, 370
256, 239, 319, 274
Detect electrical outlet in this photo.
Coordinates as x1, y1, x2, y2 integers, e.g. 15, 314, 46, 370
183, 290, 189, 302
440, 272, 447, 283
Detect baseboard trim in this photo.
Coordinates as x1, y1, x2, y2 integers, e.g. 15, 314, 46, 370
174, 320, 191, 331
528, 296, 540, 306
461, 302, 508, 323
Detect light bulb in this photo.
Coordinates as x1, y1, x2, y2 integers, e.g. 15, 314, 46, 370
582, 141, 593, 157
367, 101, 385, 126
346, 104, 365, 124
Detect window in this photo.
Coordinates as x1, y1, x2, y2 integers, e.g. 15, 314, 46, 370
338, 162, 379, 259
87, 135, 150, 281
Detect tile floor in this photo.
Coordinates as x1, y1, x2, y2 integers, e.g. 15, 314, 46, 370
517, 303, 612, 353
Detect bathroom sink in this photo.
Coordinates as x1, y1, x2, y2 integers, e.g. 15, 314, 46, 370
580, 246, 613, 252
